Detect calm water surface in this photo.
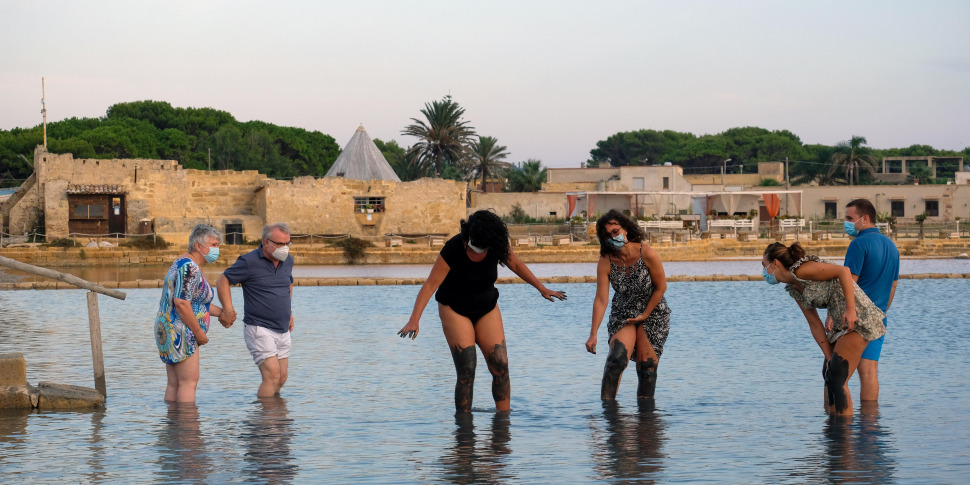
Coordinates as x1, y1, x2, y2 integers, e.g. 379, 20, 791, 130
1, 278, 968, 483
5, 258, 970, 283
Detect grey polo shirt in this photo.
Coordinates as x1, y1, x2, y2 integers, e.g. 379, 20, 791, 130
222, 246, 294, 333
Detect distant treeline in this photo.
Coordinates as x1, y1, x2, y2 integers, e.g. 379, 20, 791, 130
0, 100, 341, 184
2, 101, 968, 188
588, 127, 969, 185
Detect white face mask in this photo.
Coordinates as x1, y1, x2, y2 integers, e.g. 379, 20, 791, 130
467, 241, 487, 254
272, 245, 289, 262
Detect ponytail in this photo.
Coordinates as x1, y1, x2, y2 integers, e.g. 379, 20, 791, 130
764, 242, 806, 269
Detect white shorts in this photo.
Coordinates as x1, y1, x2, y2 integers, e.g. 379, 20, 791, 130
244, 324, 291, 367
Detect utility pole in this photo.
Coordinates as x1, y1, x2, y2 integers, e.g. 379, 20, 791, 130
41, 77, 47, 148
208, 148, 211, 171
785, 156, 790, 215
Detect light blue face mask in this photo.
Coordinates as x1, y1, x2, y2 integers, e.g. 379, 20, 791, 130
609, 233, 626, 249
203, 246, 220, 263
762, 266, 779, 285
843, 220, 859, 237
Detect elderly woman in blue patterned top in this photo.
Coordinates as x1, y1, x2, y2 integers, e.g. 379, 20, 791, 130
154, 224, 225, 402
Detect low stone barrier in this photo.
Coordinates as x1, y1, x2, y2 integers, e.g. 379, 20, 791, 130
2, 238, 970, 267
0, 273, 966, 290
0, 353, 104, 410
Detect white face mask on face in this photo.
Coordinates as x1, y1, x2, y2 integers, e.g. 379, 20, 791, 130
272, 245, 289, 262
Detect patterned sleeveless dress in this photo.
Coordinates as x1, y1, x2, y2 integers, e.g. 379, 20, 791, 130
154, 257, 214, 364
785, 255, 886, 343
607, 248, 672, 359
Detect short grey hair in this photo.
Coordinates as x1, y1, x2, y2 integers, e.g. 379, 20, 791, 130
262, 222, 291, 241
188, 224, 222, 252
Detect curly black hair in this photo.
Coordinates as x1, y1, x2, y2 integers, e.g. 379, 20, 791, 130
595, 209, 645, 257
460, 210, 510, 266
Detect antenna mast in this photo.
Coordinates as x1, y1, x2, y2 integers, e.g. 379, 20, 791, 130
41, 77, 48, 148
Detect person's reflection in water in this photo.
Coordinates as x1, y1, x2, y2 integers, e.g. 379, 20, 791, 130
440, 412, 514, 484
822, 402, 896, 482
156, 402, 211, 483
242, 396, 298, 484
591, 399, 667, 483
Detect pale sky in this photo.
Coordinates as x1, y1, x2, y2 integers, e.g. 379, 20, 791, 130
2, 0, 968, 168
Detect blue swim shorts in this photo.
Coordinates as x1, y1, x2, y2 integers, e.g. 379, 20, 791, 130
861, 335, 885, 361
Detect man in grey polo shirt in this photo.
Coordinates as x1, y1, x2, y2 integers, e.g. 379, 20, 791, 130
217, 222, 295, 397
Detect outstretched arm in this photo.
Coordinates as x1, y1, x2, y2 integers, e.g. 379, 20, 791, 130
798, 301, 834, 359
397, 255, 450, 340
586, 256, 611, 354
506, 248, 566, 302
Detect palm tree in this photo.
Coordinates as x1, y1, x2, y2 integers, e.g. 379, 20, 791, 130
400, 96, 477, 177
829, 136, 878, 185
467, 136, 509, 191
505, 159, 547, 192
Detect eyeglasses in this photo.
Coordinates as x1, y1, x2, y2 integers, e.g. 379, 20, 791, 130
268, 239, 292, 247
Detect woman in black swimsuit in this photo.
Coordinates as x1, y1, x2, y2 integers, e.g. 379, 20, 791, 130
586, 210, 671, 401
398, 210, 566, 413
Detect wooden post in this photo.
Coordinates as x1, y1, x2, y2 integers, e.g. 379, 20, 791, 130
87, 291, 106, 397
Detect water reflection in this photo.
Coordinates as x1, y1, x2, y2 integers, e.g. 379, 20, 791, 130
85, 409, 108, 483
156, 402, 211, 483
0, 409, 30, 443
158, 402, 212, 482
821, 403, 897, 483
242, 396, 298, 484
590, 400, 667, 483
440, 413, 513, 484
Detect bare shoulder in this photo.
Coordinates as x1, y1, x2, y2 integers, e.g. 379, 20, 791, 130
640, 244, 662, 262
597, 255, 611, 270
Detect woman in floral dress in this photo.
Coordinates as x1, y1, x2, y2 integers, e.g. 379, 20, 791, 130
587, 210, 672, 401
762, 242, 885, 415
155, 224, 224, 402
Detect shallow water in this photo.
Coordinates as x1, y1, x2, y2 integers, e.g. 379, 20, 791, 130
1, 278, 968, 483
4, 258, 969, 283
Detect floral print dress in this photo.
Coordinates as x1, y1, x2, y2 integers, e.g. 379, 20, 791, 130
785, 255, 886, 343
607, 252, 672, 359
155, 257, 213, 364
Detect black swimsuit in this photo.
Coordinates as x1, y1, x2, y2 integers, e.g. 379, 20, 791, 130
434, 235, 500, 324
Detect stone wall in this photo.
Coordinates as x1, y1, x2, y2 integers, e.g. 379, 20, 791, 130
260, 176, 466, 238
4, 174, 40, 235
10, 147, 467, 242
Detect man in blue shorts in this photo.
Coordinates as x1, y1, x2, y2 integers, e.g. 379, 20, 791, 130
842, 199, 899, 403
217, 222, 295, 397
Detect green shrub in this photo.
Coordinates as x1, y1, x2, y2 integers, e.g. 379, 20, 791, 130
329, 236, 374, 264
47, 238, 79, 248
122, 235, 172, 249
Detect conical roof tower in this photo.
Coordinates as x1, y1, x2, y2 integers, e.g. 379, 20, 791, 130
325, 125, 401, 181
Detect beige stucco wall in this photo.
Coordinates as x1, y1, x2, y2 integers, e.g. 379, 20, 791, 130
546, 167, 620, 184
545, 165, 692, 192
470, 192, 569, 220
799, 184, 969, 222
